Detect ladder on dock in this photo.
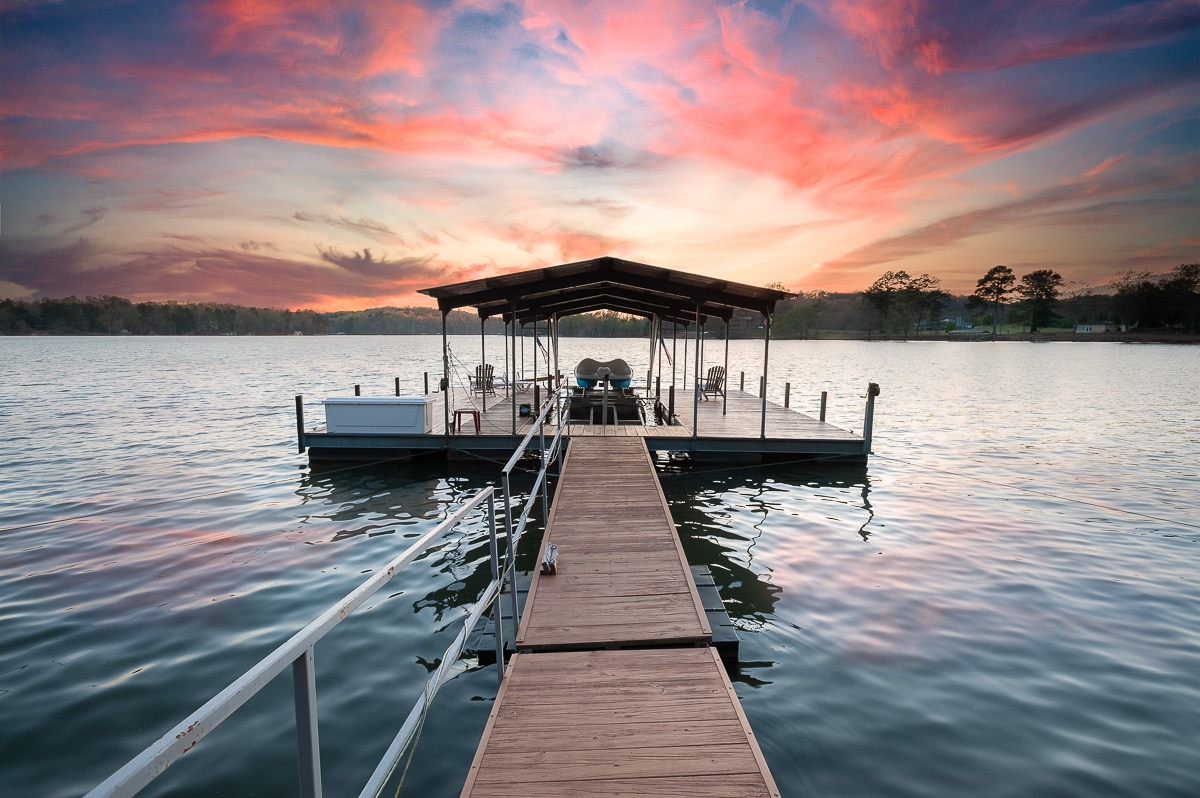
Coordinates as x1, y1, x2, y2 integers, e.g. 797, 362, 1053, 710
460, 437, 780, 797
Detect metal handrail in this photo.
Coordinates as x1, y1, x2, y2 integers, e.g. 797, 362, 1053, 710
85, 488, 501, 798
498, 386, 571, 640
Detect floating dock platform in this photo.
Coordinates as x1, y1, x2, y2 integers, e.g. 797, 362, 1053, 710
298, 384, 869, 464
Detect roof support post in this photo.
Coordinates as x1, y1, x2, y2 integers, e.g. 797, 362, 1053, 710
671, 321, 678, 390
510, 299, 518, 436
692, 301, 702, 440
723, 320, 730, 416
480, 315, 488, 413
646, 314, 657, 392
551, 313, 560, 388
657, 315, 665, 389
441, 310, 450, 445
760, 312, 772, 439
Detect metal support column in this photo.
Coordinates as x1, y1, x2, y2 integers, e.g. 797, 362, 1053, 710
293, 648, 322, 798
480, 316, 488, 413
441, 310, 450, 442
692, 302, 702, 440
760, 313, 772, 439
510, 300, 519, 436
722, 320, 730, 416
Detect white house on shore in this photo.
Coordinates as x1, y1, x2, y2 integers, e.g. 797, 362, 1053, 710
1075, 322, 1126, 333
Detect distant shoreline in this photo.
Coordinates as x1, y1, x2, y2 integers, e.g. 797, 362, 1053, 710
6, 330, 1198, 343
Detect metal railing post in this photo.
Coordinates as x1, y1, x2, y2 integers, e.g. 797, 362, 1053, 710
501, 471, 520, 641
539, 410, 549, 521
293, 647, 323, 798
487, 494, 505, 684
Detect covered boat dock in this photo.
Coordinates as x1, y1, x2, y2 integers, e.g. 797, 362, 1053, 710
297, 256, 878, 464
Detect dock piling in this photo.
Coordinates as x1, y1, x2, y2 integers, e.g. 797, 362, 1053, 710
354, 384, 361, 396
394, 377, 400, 396
820, 390, 828, 421
784, 382, 791, 408
862, 383, 880, 453
424, 372, 429, 395
294, 395, 305, 454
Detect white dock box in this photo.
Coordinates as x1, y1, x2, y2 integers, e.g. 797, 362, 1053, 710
323, 396, 434, 434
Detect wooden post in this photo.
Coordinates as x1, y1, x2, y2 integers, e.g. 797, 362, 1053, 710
784, 382, 790, 408
294, 395, 305, 454
395, 376, 400, 396
759, 375, 765, 398
655, 375, 661, 400
740, 371, 745, 391
354, 383, 360, 396
820, 391, 828, 422
424, 372, 429, 395
668, 385, 676, 421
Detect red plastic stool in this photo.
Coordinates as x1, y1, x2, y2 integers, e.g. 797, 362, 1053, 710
452, 408, 481, 434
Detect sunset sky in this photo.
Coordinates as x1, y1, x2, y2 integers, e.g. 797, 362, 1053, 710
2, 0, 1197, 311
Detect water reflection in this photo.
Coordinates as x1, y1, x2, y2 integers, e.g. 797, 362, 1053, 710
296, 459, 546, 624
658, 461, 873, 684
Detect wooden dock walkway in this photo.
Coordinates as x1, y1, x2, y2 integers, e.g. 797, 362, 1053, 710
516, 437, 710, 650
461, 437, 780, 798
460, 648, 778, 797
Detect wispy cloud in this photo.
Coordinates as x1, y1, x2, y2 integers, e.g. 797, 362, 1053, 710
1, 0, 1196, 304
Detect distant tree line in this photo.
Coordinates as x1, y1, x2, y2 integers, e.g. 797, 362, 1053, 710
3, 263, 1195, 337
322, 306, 508, 335
0, 295, 332, 336
0, 297, 509, 336
1107, 265, 1200, 333
765, 262, 1198, 338
958, 263, 1198, 335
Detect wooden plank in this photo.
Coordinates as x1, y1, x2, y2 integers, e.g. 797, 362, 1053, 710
459, 649, 779, 798
464, 774, 774, 798
472, 744, 763, 782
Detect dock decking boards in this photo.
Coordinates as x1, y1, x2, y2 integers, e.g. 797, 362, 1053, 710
459, 649, 780, 798
516, 437, 710, 651
460, 437, 779, 798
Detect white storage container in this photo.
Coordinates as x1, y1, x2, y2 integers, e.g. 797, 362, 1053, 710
323, 397, 434, 434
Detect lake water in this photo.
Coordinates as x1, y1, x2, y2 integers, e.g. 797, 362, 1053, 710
2, 336, 1197, 797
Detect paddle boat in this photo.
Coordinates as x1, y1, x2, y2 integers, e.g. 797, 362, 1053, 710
574, 357, 633, 389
